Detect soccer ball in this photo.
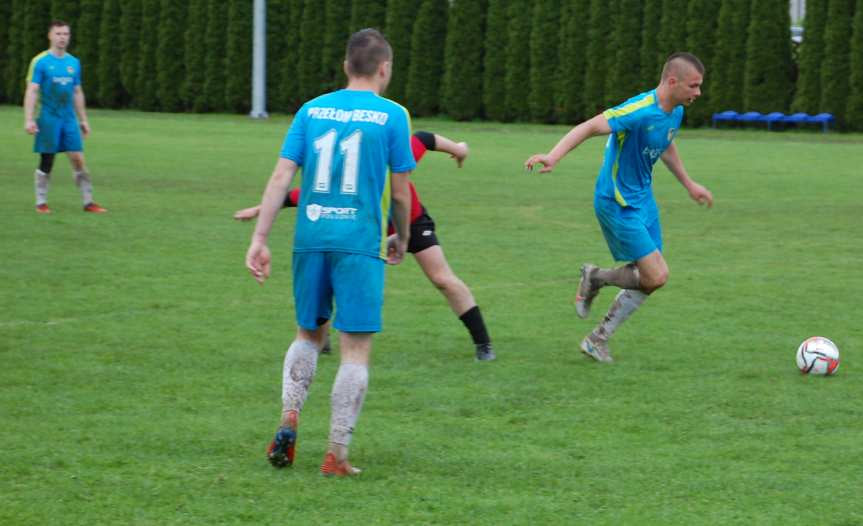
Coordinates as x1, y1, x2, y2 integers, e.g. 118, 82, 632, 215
796, 336, 840, 375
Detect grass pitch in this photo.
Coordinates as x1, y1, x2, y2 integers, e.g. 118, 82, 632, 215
1, 106, 862, 525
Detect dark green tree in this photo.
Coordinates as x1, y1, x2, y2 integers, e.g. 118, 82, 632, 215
744, 0, 794, 113
4, 0, 27, 104
0, 0, 11, 102
528, 0, 560, 122
846, 0, 863, 129
556, 0, 590, 123
184, 0, 209, 111
820, 0, 854, 123
385, 0, 422, 104
712, 0, 750, 112
22, 0, 52, 79
482, 0, 509, 121
640, 0, 662, 86
504, 0, 531, 121
74, 0, 101, 105
119, 0, 141, 105
791, 0, 827, 113
684, 0, 720, 126
51, 0, 80, 22
298, 0, 326, 101
322, 0, 351, 92
405, 0, 448, 117
156, 0, 186, 112
442, 0, 486, 120
97, 0, 125, 108
275, 0, 304, 113
225, 0, 252, 113
349, 0, 386, 33
607, 0, 643, 107
135, 0, 160, 110
203, 0, 227, 111
658, 0, 688, 62
584, 0, 611, 116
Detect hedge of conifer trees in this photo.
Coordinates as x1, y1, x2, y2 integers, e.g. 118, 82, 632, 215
2, 0, 863, 129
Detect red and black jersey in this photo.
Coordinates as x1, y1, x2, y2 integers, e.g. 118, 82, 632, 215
286, 133, 430, 225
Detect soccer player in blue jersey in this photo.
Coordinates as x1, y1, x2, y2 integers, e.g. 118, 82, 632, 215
245, 29, 414, 476
23, 20, 107, 214
525, 52, 714, 363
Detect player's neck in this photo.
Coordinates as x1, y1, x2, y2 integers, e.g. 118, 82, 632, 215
49, 47, 66, 58
345, 77, 381, 95
655, 84, 676, 113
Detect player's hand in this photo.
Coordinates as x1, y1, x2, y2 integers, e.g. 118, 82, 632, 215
234, 205, 261, 221
524, 153, 557, 173
451, 142, 469, 168
79, 121, 90, 138
386, 234, 408, 265
688, 183, 714, 208
25, 120, 38, 135
245, 240, 272, 284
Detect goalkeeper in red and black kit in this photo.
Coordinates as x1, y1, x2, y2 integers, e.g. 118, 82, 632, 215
235, 131, 495, 361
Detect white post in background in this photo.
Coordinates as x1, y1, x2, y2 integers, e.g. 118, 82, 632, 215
250, 0, 268, 119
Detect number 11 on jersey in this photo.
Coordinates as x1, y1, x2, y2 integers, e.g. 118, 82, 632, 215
313, 129, 362, 195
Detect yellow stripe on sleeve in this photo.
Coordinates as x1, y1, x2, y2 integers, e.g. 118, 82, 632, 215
26, 51, 49, 84
603, 93, 655, 120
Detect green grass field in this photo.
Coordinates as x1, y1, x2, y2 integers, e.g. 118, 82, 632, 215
1, 105, 862, 525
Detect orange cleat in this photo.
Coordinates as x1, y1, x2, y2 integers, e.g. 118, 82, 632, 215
35, 203, 52, 214
320, 452, 361, 477
83, 202, 108, 213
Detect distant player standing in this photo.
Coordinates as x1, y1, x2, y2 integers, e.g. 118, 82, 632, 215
525, 52, 713, 363
235, 131, 496, 361
23, 20, 107, 214
245, 29, 414, 476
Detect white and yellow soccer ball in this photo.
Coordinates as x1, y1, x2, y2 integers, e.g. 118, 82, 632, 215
796, 336, 840, 376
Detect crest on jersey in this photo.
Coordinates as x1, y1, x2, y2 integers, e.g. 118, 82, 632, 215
306, 204, 322, 222
67, 66, 75, 74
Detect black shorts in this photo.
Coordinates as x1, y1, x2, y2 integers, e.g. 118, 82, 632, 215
408, 211, 439, 254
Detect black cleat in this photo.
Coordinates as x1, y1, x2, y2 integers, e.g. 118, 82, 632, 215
475, 343, 496, 361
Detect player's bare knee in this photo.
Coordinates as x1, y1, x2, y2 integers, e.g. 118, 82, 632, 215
641, 270, 668, 292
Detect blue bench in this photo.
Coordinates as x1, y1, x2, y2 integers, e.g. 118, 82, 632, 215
711, 110, 835, 132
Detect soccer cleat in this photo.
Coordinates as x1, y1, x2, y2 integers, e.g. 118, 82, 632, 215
320, 452, 361, 477
574, 264, 600, 319
35, 203, 52, 214
266, 412, 298, 468
580, 333, 614, 363
475, 343, 496, 361
83, 202, 108, 213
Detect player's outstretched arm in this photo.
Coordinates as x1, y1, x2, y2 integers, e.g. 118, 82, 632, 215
660, 142, 713, 208
234, 188, 300, 221
23, 83, 40, 135
524, 113, 612, 173
245, 158, 298, 284
432, 133, 469, 168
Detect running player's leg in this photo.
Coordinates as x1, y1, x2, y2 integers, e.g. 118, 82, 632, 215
581, 200, 663, 362
267, 252, 331, 468
414, 246, 495, 361
322, 253, 384, 475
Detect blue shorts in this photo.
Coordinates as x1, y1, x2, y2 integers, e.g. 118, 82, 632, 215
594, 196, 662, 262
292, 251, 385, 333
34, 115, 82, 153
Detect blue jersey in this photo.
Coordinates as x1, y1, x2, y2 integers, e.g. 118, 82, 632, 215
596, 89, 684, 209
27, 51, 82, 120
280, 89, 416, 260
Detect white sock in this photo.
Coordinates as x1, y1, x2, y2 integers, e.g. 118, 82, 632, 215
328, 363, 368, 454
74, 170, 93, 205
593, 289, 648, 341
35, 169, 50, 205
281, 339, 319, 414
